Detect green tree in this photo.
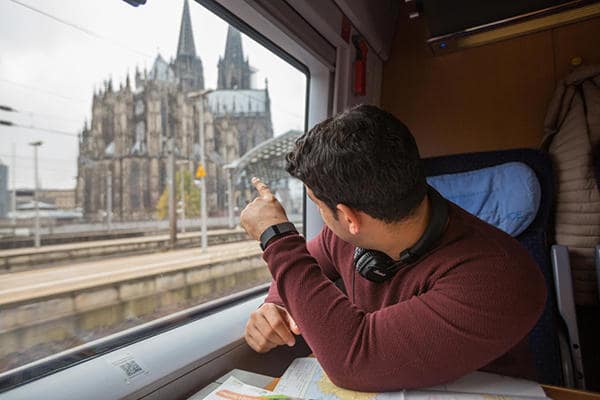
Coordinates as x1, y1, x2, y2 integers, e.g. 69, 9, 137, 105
156, 169, 201, 219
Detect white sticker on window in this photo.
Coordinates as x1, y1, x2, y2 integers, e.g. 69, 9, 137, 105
108, 353, 149, 383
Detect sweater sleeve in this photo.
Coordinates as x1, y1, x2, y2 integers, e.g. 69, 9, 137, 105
263, 226, 340, 305
263, 234, 546, 392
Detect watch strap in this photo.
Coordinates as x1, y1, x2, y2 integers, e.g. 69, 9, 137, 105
259, 222, 298, 250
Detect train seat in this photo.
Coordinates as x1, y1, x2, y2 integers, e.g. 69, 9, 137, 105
423, 148, 583, 388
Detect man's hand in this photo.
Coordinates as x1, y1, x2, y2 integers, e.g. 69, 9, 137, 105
245, 303, 301, 353
240, 177, 289, 240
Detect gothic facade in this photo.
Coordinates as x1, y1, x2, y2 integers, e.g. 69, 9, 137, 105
76, 0, 273, 221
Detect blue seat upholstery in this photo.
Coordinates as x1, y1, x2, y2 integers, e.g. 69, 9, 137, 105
423, 148, 562, 386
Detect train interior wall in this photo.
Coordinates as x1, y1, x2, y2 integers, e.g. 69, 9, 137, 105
381, 11, 600, 157
380, 8, 600, 390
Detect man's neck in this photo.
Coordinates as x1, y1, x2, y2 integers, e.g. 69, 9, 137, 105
373, 195, 431, 261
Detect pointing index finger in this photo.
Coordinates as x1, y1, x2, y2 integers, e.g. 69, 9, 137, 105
252, 177, 274, 199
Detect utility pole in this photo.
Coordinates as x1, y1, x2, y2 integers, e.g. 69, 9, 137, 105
167, 137, 177, 247
198, 95, 208, 250
11, 143, 16, 227
29, 141, 42, 248
188, 89, 212, 251
226, 167, 235, 229
178, 161, 186, 233
106, 170, 113, 231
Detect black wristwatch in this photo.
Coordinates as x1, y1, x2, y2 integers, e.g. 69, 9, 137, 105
259, 222, 298, 250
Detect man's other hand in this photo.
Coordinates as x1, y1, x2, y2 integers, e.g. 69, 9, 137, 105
245, 303, 301, 353
240, 177, 289, 240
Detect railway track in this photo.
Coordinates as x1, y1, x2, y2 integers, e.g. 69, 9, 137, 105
0, 228, 251, 273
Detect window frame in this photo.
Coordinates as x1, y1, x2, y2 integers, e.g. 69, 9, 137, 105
0, 0, 333, 396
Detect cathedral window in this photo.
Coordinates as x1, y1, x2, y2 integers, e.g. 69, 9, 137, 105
135, 99, 145, 115
135, 121, 146, 143
130, 161, 140, 210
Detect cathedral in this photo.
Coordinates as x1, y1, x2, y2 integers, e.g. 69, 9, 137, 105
76, 0, 273, 221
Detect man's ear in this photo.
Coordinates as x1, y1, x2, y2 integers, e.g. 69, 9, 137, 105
336, 204, 361, 235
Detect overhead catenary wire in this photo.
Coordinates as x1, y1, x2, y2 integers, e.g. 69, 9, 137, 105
0, 103, 85, 124
6, 0, 154, 60
0, 153, 76, 163
0, 120, 79, 137
7, 165, 76, 174
0, 78, 88, 104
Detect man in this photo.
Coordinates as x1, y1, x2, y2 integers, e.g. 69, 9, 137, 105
240, 105, 546, 392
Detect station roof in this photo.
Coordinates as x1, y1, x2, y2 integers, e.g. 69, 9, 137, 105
225, 129, 302, 189
226, 129, 302, 173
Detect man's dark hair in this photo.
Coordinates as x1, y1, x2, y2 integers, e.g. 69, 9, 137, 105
286, 104, 426, 223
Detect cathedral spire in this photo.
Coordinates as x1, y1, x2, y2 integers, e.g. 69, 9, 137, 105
173, 0, 204, 91
177, 0, 196, 58
223, 26, 244, 66
218, 26, 252, 89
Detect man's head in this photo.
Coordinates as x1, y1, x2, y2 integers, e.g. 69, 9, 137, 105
286, 104, 426, 223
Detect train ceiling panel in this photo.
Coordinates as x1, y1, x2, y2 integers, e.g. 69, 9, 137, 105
414, 0, 600, 54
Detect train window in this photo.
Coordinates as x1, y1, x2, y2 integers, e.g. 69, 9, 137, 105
0, 0, 309, 387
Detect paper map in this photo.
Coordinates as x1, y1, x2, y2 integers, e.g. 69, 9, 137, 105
272, 358, 550, 400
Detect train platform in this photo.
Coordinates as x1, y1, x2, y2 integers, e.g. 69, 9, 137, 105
0, 228, 250, 273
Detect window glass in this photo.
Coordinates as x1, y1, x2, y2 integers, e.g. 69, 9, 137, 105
0, 0, 306, 373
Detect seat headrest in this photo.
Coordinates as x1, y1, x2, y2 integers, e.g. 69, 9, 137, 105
426, 162, 541, 237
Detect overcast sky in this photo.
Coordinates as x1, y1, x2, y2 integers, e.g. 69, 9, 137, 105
0, 0, 307, 190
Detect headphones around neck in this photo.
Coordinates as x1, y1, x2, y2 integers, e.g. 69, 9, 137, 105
353, 185, 448, 283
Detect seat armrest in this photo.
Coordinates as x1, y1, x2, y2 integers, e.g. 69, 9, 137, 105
550, 245, 586, 389
557, 329, 575, 388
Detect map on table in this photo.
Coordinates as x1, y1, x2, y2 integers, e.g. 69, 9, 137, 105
273, 358, 548, 400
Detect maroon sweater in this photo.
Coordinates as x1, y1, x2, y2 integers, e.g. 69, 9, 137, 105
263, 203, 547, 391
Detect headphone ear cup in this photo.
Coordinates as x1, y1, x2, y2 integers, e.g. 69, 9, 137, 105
354, 247, 394, 279
353, 247, 370, 276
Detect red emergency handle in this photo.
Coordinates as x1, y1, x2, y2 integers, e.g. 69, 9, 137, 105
352, 35, 368, 96
354, 59, 366, 96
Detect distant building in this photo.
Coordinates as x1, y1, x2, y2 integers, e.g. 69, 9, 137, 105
0, 160, 8, 219
13, 189, 34, 204
39, 189, 76, 210
7, 189, 82, 222
14, 189, 74, 208
76, 0, 273, 221
13, 200, 82, 221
